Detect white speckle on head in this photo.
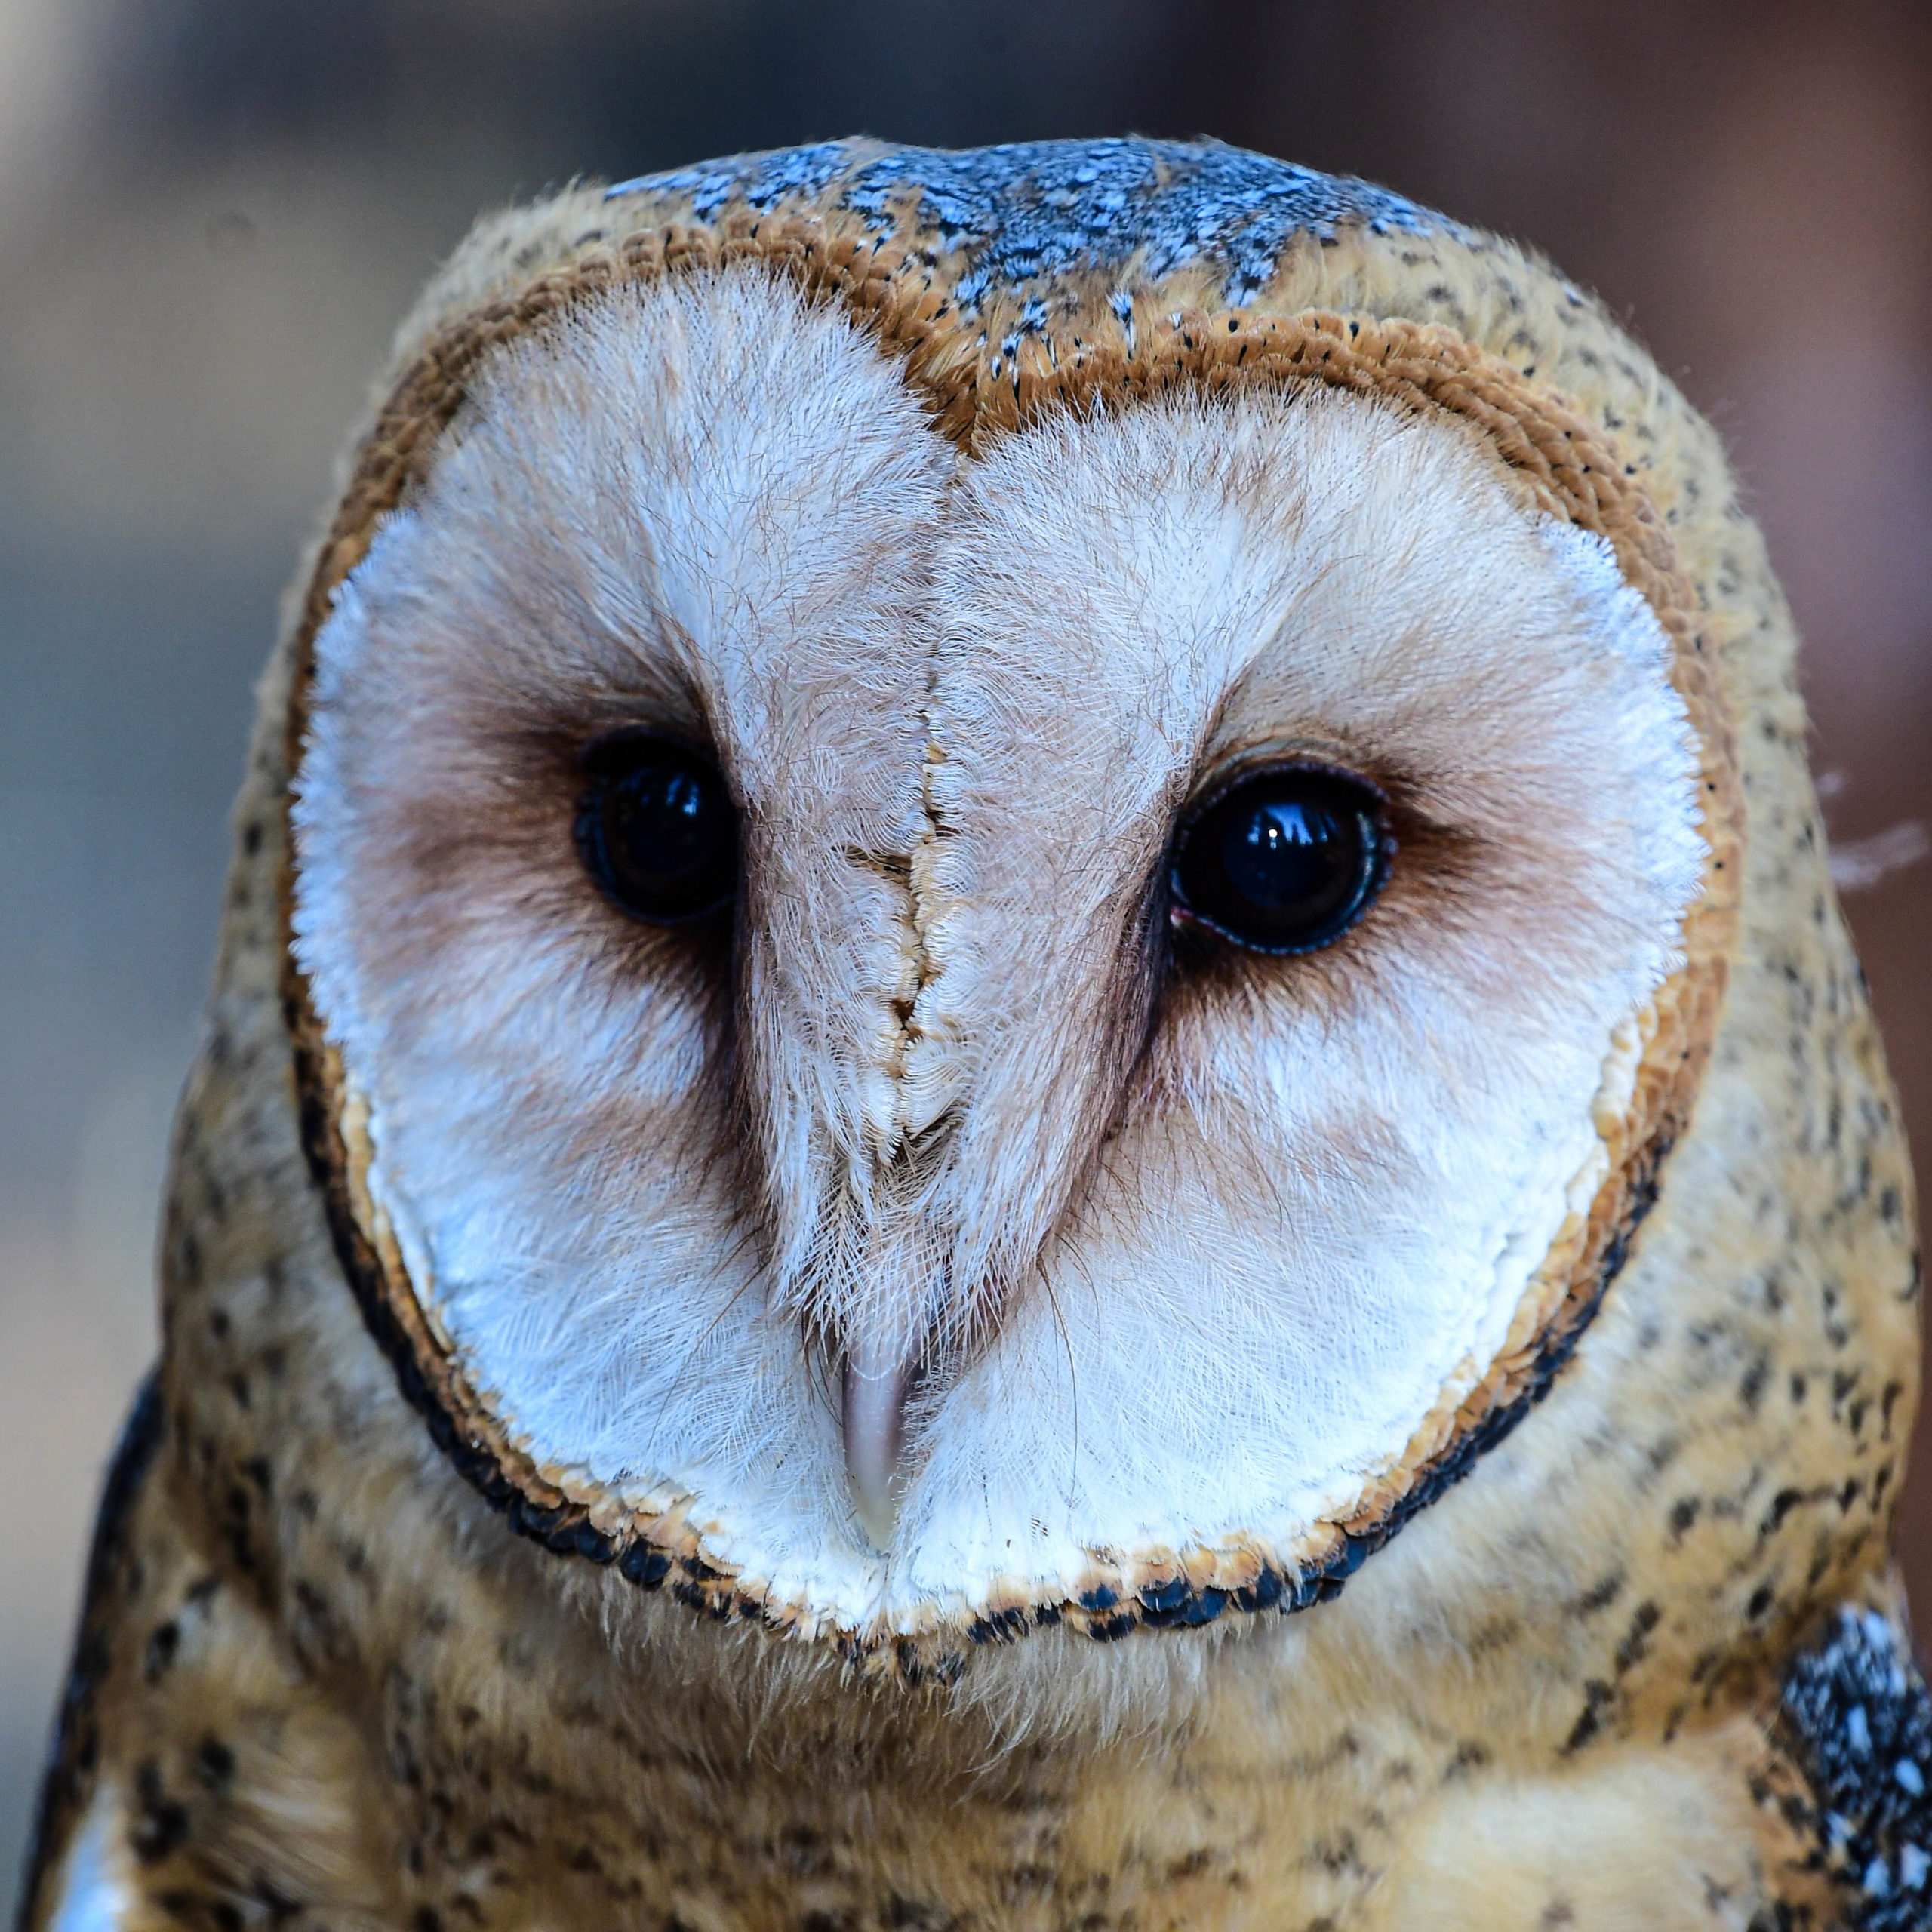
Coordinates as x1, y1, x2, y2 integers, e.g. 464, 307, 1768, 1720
45, 1787, 130, 1932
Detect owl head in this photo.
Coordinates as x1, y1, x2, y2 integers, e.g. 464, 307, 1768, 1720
276, 139, 1750, 1665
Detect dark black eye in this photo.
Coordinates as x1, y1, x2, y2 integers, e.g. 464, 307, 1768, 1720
1170, 764, 1389, 955
575, 733, 737, 924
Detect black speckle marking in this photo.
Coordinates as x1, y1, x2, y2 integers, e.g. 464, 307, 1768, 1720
618, 1543, 670, 1589
193, 1738, 236, 1790
1614, 1601, 1661, 1675
879, 1895, 949, 1930
1564, 1680, 1617, 1755
1572, 1571, 1624, 1617
131, 1760, 190, 1864
968, 1607, 1029, 1646
144, 1620, 180, 1684
1234, 1566, 1285, 1612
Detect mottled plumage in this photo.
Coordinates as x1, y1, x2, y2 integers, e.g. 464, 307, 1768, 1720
18, 137, 1924, 1932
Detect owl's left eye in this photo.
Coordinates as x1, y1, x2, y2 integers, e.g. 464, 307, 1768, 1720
1169, 763, 1390, 955
574, 732, 738, 924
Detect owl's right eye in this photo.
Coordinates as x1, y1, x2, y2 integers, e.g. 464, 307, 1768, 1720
1169, 763, 1389, 955
574, 732, 739, 924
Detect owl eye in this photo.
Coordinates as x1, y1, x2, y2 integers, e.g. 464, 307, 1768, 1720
1170, 764, 1389, 955
575, 732, 739, 924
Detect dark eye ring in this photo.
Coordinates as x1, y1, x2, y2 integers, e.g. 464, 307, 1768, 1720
1169, 761, 1391, 955
574, 731, 738, 925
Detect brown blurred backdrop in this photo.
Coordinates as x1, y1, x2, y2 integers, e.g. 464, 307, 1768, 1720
2, 0, 1928, 1900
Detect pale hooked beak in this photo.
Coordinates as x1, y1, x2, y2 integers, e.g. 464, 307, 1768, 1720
841, 1334, 917, 1549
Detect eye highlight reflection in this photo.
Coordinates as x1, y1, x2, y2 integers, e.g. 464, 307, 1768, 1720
1171, 764, 1390, 955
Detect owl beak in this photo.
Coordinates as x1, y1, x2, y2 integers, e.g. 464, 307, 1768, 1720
841, 1337, 916, 1549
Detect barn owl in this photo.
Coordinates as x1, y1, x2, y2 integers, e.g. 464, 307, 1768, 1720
19, 137, 1927, 1932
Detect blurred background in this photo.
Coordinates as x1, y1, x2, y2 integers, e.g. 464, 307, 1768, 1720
2, 0, 1928, 1897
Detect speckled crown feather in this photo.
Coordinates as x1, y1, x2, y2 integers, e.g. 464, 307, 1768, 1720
605, 136, 1441, 306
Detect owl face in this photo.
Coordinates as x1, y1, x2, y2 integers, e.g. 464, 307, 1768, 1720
289, 262, 1721, 1644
